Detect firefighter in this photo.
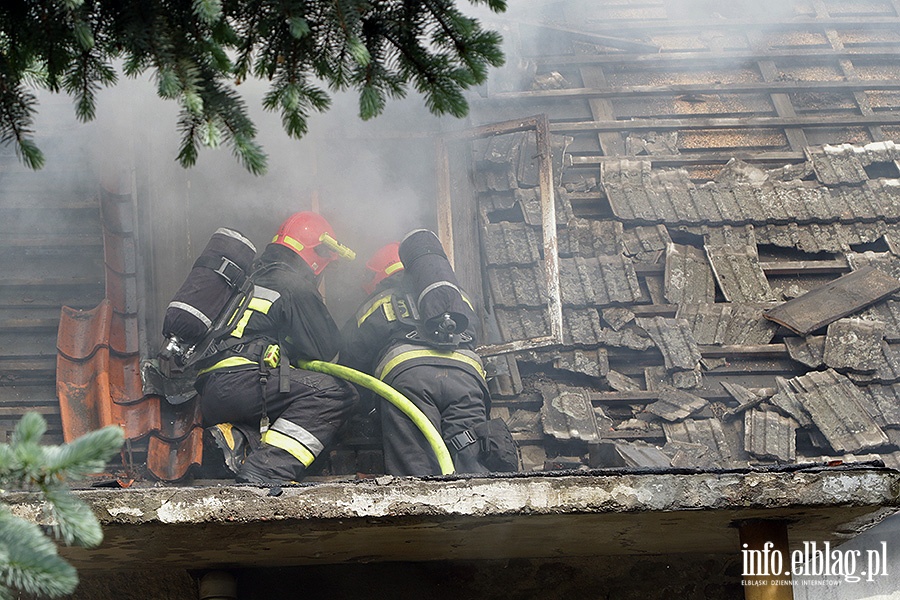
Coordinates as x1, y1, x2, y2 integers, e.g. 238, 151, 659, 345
340, 234, 493, 476
196, 211, 359, 485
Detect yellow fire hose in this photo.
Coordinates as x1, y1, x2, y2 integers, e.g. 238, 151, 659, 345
296, 360, 455, 475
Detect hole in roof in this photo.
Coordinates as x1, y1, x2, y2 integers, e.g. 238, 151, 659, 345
863, 161, 900, 180
667, 228, 705, 249
485, 206, 525, 224
849, 237, 890, 253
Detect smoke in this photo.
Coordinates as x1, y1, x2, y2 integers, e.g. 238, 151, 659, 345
25, 58, 464, 325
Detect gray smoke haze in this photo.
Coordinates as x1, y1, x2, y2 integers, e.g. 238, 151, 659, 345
28, 64, 464, 325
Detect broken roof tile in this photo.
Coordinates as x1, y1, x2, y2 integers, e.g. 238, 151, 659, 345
662, 418, 733, 467
705, 244, 777, 303
552, 348, 609, 379
847, 341, 900, 384
702, 225, 756, 247
601, 306, 635, 331
646, 386, 708, 422
539, 384, 601, 442
664, 243, 716, 305
588, 441, 671, 469
768, 376, 813, 428
672, 368, 702, 390
859, 299, 900, 342
857, 384, 900, 429
676, 303, 778, 346
558, 256, 643, 306
562, 218, 625, 256
823, 318, 885, 373
787, 369, 889, 453
806, 141, 900, 185
517, 187, 574, 227
722, 382, 767, 421
601, 155, 900, 227
763, 266, 900, 334
493, 307, 604, 346
481, 221, 543, 265
784, 336, 826, 368
744, 409, 798, 462
598, 326, 655, 351
846, 251, 900, 292
488, 265, 544, 307
606, 369, 642, 392
635, 316, 702, 371
622, 225, 671, 256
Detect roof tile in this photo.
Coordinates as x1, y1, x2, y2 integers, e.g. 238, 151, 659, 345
744, 409, 798, 462
787, 369, 889, 453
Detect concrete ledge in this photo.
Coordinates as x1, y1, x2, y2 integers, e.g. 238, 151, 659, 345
7, 468, 900, 569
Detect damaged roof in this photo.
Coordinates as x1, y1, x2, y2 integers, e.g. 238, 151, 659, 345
40, 0, 900, 483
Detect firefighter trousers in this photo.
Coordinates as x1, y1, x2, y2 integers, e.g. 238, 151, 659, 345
198, 366, 358, 482
381, 365, 489, 477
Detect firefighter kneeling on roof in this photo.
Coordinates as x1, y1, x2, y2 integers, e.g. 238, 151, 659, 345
193, 212, 359, 485
341, 230, 518, 476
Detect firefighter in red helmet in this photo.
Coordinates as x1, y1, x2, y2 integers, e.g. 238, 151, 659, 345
342, 235, 515, 476
197, 211, 359, 485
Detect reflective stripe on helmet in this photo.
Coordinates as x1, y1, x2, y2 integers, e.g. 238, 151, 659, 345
273, 233, 304, 254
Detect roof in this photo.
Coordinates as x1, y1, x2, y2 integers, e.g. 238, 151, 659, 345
44, 0, 900, 482
8, 467, 899, 570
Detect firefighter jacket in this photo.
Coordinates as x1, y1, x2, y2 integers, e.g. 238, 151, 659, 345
199, 243, 342, 374
340, 275, 486, 388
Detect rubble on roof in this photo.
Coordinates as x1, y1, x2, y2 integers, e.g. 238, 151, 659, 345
664, 243, 717, 304
635, 316, 702, 372
784, 336, 826, 368
764, 266, 900, 334
857, 384, 900, 429
662, 419, 734, 467
705, 243, 777, 303
806, 141, 900, 185
676, 303, 777, 346
787, 369, 889, 453
645, 386, 709, 422
588, 440, 671, 468
823, 318, 885, 373
744, 409, 798, 462
539, 384, 602, 443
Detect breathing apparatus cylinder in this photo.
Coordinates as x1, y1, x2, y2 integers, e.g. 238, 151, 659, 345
398, 229, 475, 348
161, 228, 257, 364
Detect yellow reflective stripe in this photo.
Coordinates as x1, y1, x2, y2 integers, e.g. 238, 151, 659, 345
197, 356, 255, 375
261, 429, 316, 466
384, 261, 403, 276
274, 234, 304, 254
383, 301, 397, 322
378, 349, 486, 381
460, 292, 474, 312
357, 296, 392, 326
230, 309, 253, 338
247, 297, 273, 314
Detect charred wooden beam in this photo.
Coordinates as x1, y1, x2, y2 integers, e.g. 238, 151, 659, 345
488, 80, 900, 101
551, 113, 900, 133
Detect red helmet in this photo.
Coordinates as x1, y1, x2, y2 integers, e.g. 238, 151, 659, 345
364, 242, 404, 294
272, 211, 356, 275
